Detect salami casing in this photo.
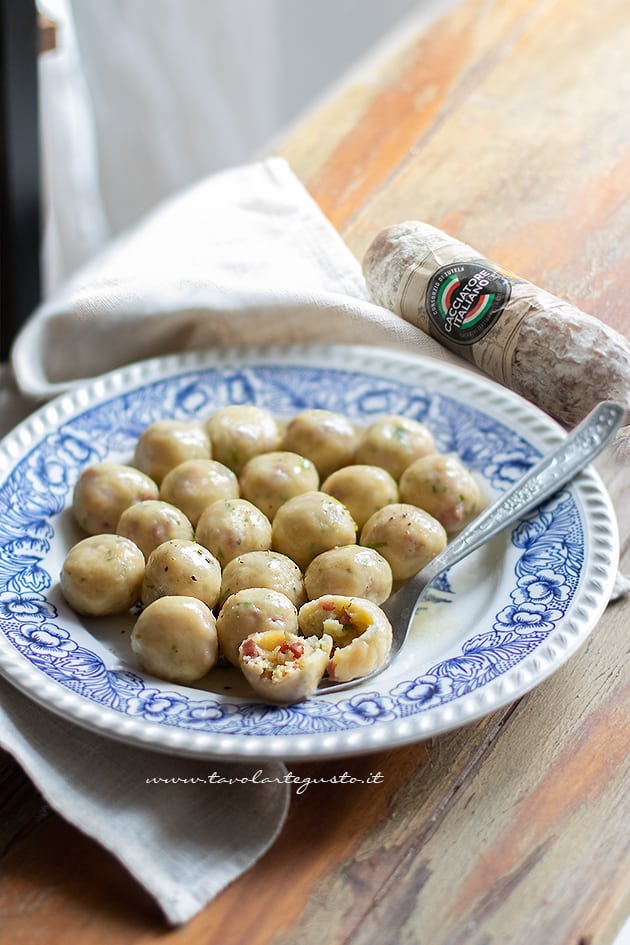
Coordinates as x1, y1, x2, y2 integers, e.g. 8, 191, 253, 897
363, 221, 630, 429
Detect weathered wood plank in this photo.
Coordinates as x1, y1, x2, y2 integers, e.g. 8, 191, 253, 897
282, 0, 630, 338
0, 0, 628, 942
285, 0, 550, 234
0, 808, 162, 943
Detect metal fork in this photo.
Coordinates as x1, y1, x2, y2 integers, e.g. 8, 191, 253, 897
317, 400, 625, 695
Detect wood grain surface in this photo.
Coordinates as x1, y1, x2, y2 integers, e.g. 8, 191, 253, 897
1, 0, 629, 943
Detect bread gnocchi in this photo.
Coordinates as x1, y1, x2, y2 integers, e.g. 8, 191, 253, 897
280, 409, 361, 479
195, 498, 272, 565
219, 550, 307, 608
116, 499, 194, 558
304, 545, 392, 604
399, 453, 483, 533
354, 415, 435, 479
321, 464, 398, 528
60, 399, 483, 703
205, 405, 280, 474
271, 491, 357, 571
159, 458, 239, 527
60, 534, 145, 615
360, 503, 447, 581
131, 595, 219, 684
298, 594, 392, 683
141, 539, 221, 608
72, 462, 159, 534
132, 419, 211, 485
238, 629, 333, 703
239, 450, 319, 520
217, 587, 298, 666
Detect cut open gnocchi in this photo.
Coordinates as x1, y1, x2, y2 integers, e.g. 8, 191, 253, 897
298, 595, 393, 683
238, 629, 333, 703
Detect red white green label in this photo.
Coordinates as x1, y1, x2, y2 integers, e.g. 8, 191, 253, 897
425, 262, 511, 345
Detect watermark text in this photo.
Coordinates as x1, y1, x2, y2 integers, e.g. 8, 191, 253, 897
146, 769, 384, 795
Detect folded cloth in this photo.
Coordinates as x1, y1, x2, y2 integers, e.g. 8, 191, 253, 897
11, 157, 461, 399
0, 678, 290, 925
1, 157, 625, 925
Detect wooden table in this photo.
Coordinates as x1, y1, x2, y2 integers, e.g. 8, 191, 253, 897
2, 0, 629, 942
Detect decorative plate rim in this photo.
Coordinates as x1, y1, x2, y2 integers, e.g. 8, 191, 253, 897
0, 343, 619, 761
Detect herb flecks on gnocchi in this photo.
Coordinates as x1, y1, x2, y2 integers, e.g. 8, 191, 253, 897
141, 539, 221, 609
131, 595, 219, 685
195, 498, 272, 565
399, 453, 483, 533
72, 462, 159, 534
238, 629, 333, 703
132, 419, 211, 485
304, 545, 392, 604
60, 534, 145, 616
298, 595, 393, 683
271, 491, 357, 571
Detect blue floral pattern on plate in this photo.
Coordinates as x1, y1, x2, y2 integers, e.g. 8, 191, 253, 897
0, 347, 612, 756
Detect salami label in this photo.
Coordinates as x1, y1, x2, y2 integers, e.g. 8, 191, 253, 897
425, 262, 511, 345
394, 235, 533, 381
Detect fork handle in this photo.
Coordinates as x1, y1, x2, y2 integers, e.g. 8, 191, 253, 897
420, 400, 625, 583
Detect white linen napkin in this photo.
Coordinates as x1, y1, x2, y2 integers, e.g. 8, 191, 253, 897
1, 156, 624, 925
11, 157, 459, 399
0, 678, 290, 925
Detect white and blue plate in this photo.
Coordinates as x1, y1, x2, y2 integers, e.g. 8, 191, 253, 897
0, 345, 619, 760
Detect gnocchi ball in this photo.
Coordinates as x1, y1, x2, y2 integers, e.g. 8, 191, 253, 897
205, 405, 281, 475
131, 596, 218, 684
360, 503, 447, 581
72, 462, 159, 534
219, 550, 306, 608
141, 539, 221, 608
298, 595, 392, 683
159, 459, 239, 526
132, 420, 211, 485
280, 409, 361, 479
399, 453, 483, 533
239, 450, 319, 520
195, 498, 272, 566
354, 415, 435, 479
116, 499, 193, 559
60, 534, 145, 616
271, 491, 357, 571
216, 587, 298, 666
321, 464, 399, 529
304, 546, 392, 605
239, 630, 333, 703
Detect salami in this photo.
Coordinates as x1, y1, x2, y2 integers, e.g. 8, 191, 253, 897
362, 221, 630, 429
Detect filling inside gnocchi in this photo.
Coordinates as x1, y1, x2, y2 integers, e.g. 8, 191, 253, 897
298, 595, 393, 683
319, 599, 372, 647
238, 630, 333, 702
